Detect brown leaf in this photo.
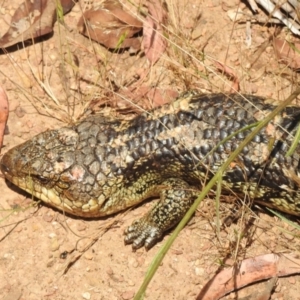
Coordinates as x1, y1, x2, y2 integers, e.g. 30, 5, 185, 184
143, 0, 167, 64
120, 86, 178, 109
103, 0, 142, 28
89, 87, 178, 114
273, 38, 300, 70
60, 0, 76, 14
215, 61, 240, 92
77, 0, 142, 51
0, 87, 9, 152
0, 0, 75, 48
197, 253, 300, 300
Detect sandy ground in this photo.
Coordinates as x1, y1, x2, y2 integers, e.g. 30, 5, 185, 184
1, 0, 300, 299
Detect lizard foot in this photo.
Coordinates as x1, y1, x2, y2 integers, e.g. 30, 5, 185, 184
124, 217, 163, 251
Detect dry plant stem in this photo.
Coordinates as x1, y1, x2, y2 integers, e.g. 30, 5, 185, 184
133, 87, 300, 300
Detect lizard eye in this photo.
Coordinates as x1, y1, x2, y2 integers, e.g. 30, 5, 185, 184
32, 175, 49, 185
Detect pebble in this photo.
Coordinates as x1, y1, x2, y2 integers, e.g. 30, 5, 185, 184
43, 212, 54, 222
48, 232, 57, 239
20, 51, 29, 60
76, 221, 87, 231
84, 252, 94, 260
50, 237, 60, 252
82, 292, 91, 299
194, 267, 205, 276
127, 256, 139, 268
121, 291, 135, 300
50, 54, 57, 60
127, 280, 135, 287
106, 267, 113, 276
47, 259, 55, 268
15, 106, 26, 118
288, 277, 296, 284
20, 74, 33, 88
192, 25, 203, 40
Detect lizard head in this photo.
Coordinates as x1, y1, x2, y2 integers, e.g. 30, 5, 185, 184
0, 122, 111, 217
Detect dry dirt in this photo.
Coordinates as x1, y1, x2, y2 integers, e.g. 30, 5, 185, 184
1, 0, 300, 299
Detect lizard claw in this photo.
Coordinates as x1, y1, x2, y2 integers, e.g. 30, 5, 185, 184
124, 218, 163, 250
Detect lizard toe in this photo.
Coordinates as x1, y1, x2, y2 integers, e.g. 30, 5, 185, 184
124, 219, 163, 250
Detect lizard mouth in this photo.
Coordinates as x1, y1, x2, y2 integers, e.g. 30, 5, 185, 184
1, 151, 14, 179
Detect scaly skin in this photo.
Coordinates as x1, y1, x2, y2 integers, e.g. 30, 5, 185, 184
2, 93, 300, 249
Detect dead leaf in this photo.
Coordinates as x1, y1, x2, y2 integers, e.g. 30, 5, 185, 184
102, 0, 142, 28
60, 0, 76, 14
0, 87, 9, 152
89, 87, 178, 114
120, 86, 178, 109
273, 38, 300, 70
215, 61, 240, 92
77, 0, 142, 51
143, 0, 168, 64
197, 253, 300, 300
0, 0, 75, 48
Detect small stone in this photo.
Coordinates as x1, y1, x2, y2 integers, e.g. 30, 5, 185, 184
106, 267, 113, 276
20, 74, 33, 88
43, 212, 54, 222
192, 25, 203, 40
288, 277, 296, 284
15, 106, 26, 118
121, 291, 135, 300
84, 252, 94, 260
195, 267, 205, 276
50, 237, 60, 252
47, 259, 55, 268
127, 280, 135, 287
76, 221, 87, 231
265, 46, 273, 53
20, 51, 29, 60
194, 259, 201, 266
49, 232, 57, 239
127, 256, 139, 268
82, 292, 91, 299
